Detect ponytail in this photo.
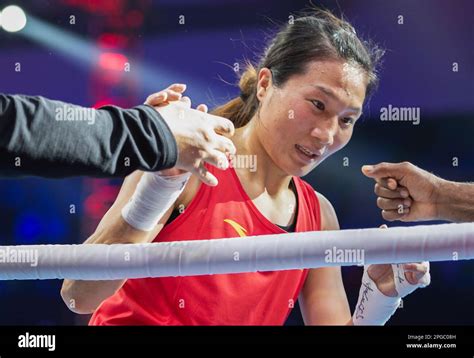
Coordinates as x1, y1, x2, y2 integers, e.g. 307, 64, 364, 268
211, 63, 260, 128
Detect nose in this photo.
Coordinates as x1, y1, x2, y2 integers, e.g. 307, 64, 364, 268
310, 117, 337, 147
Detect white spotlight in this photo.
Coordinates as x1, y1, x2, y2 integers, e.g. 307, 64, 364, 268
1, 5, 27, 33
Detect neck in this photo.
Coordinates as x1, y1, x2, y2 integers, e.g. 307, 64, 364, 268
232, 118, 293, 196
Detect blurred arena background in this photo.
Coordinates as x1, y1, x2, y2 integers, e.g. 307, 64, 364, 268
0, 0, 472, 325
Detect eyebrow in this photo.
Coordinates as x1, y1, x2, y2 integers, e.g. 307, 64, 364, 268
313, 85, 362, 114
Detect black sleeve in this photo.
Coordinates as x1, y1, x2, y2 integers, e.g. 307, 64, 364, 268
0, 94, 178, 178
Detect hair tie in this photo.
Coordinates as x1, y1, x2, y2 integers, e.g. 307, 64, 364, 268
239, 91, 249, 101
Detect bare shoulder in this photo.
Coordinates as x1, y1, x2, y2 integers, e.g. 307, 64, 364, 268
315, 191, 340, 231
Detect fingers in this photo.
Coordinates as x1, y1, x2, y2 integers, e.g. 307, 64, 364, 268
191, 108, 237, 154
195, 108, 235, 152
145, 83, 187, 106
403, 263, 429, 274
376, 182, 412, 221
375, 177, 398, 190
402, 262, 431, 287
377, 197, 412, 211
373, 176, 412, 222
179, 96, 192, 108
166, 83, 187, 93
173, 103, 235, 140
375, 183, 409, 199
209, 115, 236, 138
361, 162, 412, 180
164, 90, 184, 102
201, 149, 229, 170
381, 208, 410, 221
145, 91, 168, 106
192, 161, 218, 187
196, 103, 208, 113
146, 89, 182, 106
213, 136, 237, 155
160, 102, 237, 182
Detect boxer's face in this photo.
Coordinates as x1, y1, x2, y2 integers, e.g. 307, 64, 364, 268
255, 59, 367, 177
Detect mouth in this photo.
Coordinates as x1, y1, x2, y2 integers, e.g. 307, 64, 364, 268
295, 144, 320, 161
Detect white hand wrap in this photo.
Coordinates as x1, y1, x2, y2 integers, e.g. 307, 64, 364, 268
121, 172, 191, 231
352, 262, 430, 326
392, 261, 431, 297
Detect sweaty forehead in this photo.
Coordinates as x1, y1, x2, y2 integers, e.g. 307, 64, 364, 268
294, 60, 368, 100
341, 62, 367, 95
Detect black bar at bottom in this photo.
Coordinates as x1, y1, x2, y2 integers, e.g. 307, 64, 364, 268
0, 326, 471, 355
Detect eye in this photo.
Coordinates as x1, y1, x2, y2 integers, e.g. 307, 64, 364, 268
341, 117, 355, 126
311, 100, 325, 111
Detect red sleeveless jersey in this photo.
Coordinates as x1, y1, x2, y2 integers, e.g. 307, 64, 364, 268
90, 165, 321, 325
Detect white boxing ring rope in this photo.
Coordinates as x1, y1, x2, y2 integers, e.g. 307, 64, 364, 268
0, 223, 472, 281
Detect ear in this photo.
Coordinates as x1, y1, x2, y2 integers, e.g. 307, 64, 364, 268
256, 68, 273, 102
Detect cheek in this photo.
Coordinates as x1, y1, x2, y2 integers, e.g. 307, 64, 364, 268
328, 128, 354, 154
288, 101, 312, 124
274, 98, 315, 135
260, 95, 305, 135
275, 103, 315, 147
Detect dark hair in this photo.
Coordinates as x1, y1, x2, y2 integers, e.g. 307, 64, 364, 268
212, 8, 384, 128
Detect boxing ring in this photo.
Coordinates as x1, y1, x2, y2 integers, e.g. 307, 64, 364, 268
0, 223, 472, 280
